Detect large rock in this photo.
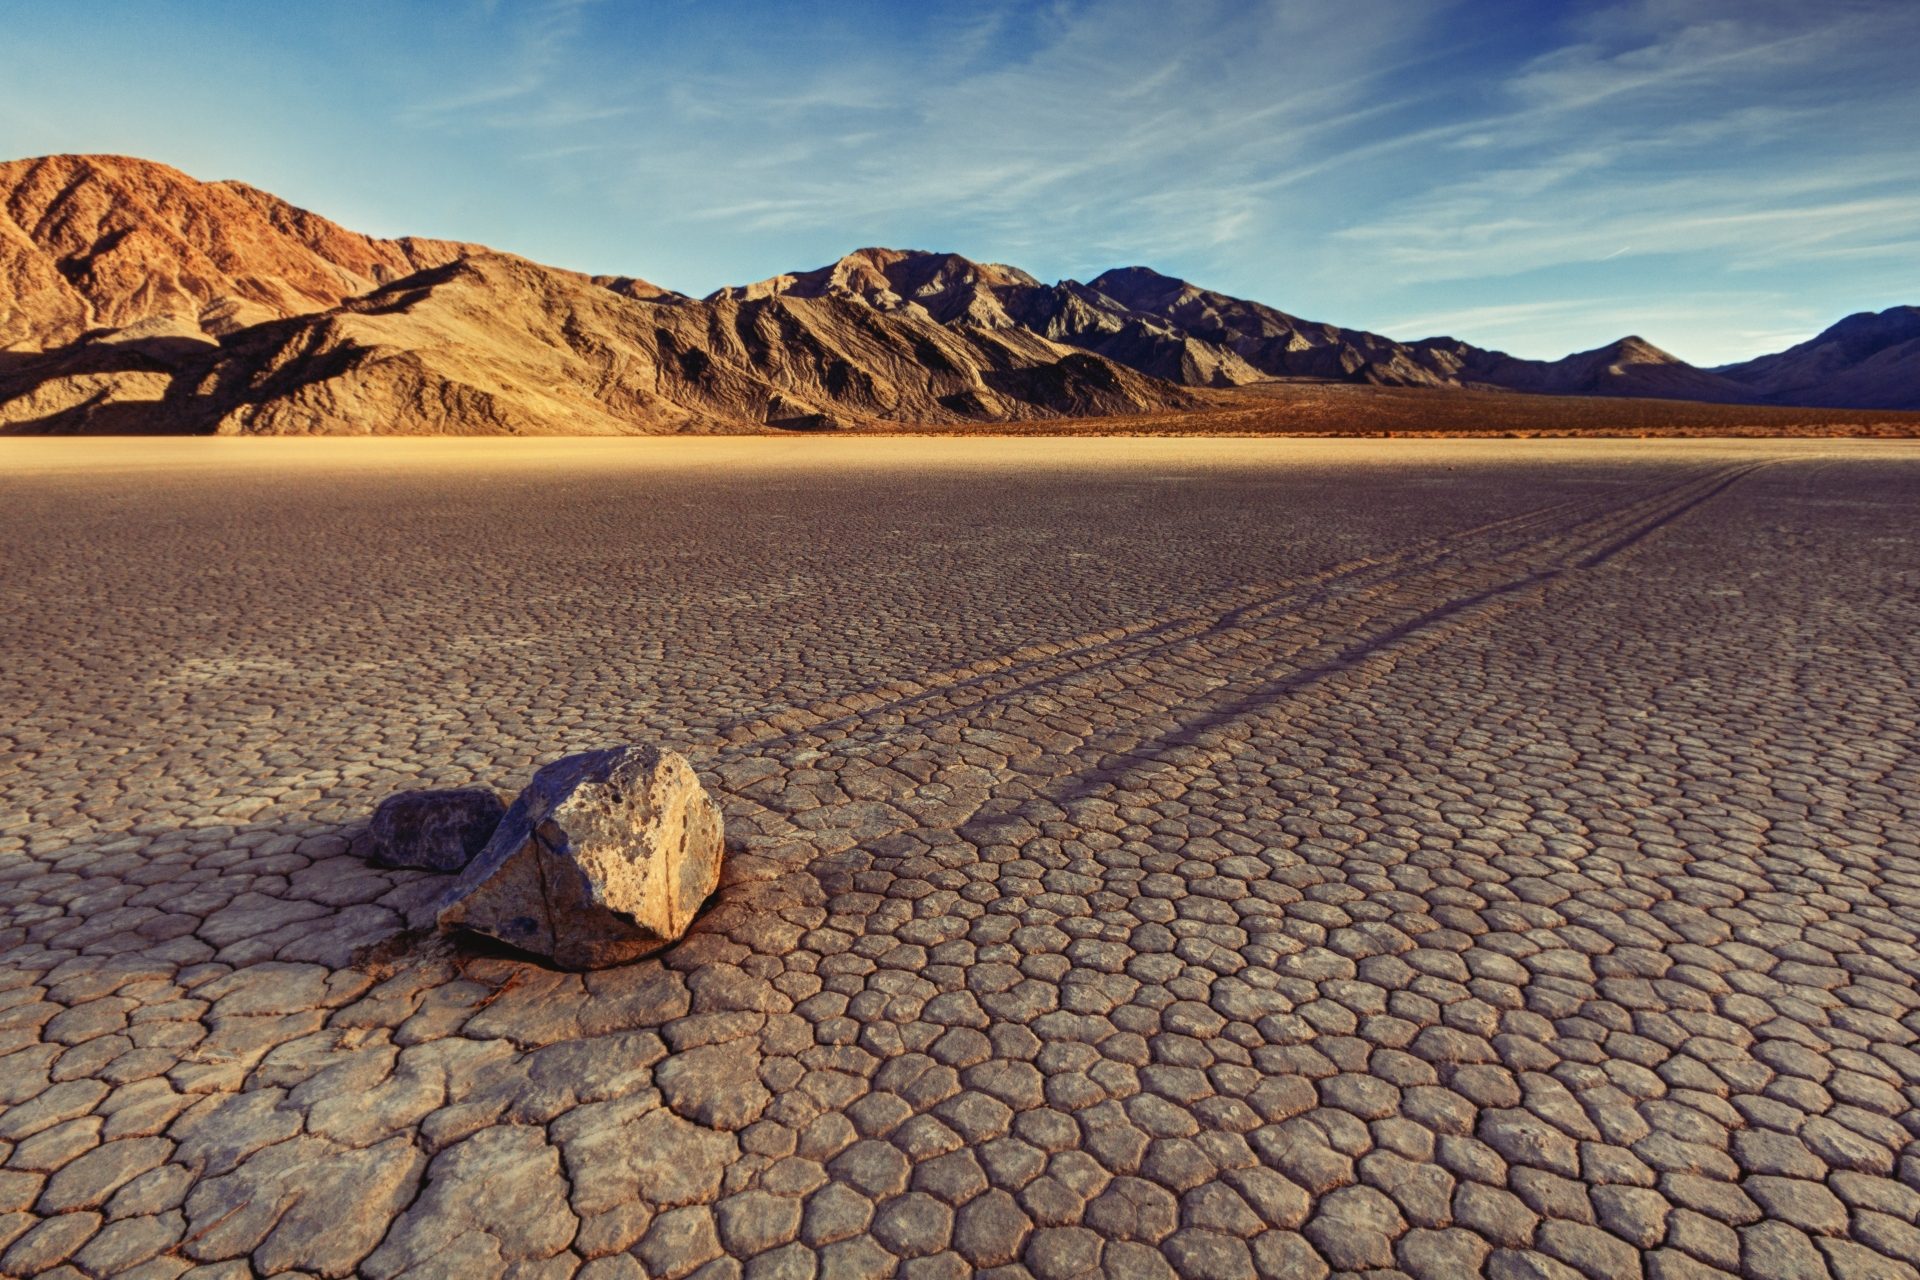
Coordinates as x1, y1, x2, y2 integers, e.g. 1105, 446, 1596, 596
368, 788, 507, 872
437, 745, 724, 969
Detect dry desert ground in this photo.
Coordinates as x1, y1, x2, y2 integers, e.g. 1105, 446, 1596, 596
1, 437, 1918, 1280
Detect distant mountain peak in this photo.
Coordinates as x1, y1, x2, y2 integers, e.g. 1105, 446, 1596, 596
1087, 265, 1189, 298
1810, 305, 1920, 357
833, 247, 1039, 288
1596, 335, 1680, 363
709, 247, 1042, 327
1716, 304, 1920, 409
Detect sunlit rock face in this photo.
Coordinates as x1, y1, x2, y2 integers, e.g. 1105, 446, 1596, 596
438, 745, 724, 969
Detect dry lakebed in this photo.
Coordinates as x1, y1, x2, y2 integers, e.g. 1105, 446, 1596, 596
1, 437, 1917, 1280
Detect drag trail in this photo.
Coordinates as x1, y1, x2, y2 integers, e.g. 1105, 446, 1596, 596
0, 439, 1915, 1280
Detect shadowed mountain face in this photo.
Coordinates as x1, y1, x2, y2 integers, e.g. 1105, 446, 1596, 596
183, 253, 1200, 435
1455, 335, 1758, 403
0, 155, 1910, 434
0, 165, 1201, 434
717, 254, 1268, 387
731, 255, 1765, 402
1716, 307, 1920, 410
1087, 265, 1457, 386
2, 250, 1202, 435
1081, 268, 1769, 401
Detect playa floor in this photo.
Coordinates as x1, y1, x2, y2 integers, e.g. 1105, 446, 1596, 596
2, 438, 1917, 1280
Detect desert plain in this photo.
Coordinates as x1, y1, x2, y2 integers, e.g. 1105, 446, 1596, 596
1, 436, 1918, 1280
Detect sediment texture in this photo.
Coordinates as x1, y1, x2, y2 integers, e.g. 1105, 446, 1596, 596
0, 439, 1916, 1280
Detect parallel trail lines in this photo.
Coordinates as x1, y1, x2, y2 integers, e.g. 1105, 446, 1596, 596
1049, 464, 1768, 800
711, 465, 1760, 777
708, 462, 1764, 882
710, 488, 1612, 752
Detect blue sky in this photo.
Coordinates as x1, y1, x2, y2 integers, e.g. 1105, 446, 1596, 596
3, 0, 1916, 364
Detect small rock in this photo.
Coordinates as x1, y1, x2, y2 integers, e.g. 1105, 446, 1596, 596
438, 745, 725, 969
369, 788, 506, 872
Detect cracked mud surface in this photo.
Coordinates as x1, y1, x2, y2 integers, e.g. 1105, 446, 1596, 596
2, 436, 1918, 1280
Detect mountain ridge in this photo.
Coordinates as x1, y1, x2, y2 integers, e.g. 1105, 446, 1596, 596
0, 155, 1911, 434
721, 250, 1765, 403
1714, 307, 1920, 410
1, 154, 485, 348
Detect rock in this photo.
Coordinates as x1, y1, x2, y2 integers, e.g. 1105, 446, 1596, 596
369, 788, 507, 872
438, 745, 724, 969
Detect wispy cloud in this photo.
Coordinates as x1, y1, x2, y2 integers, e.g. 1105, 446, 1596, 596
1377, 290, 1820, 355
281, 0, 1920, 360
421, 0, 1457, 278
1312, 0, 1920, 357
399, 0, 602, 123
24, 0, 1906, 367
1336, 180, 1920, 282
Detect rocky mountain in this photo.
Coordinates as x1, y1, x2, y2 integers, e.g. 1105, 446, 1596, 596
1456, 336, 1756, 403
0, 154, 704, 352
5, 250, 1202, 434
715, 250, 1269, 388
0, 154, 1911, 434
201, 252, 1200, 435
0, 160, 1205, 434
1013, 266, 1757, 400
1085, 265, 1460, 387
0, 155, 485, 349
724, 255, 1763, 402
1716, 307, 1920, 410
593, 274, 689, 305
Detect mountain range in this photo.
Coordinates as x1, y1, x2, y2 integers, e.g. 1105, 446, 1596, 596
2, 154, 1915, 435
